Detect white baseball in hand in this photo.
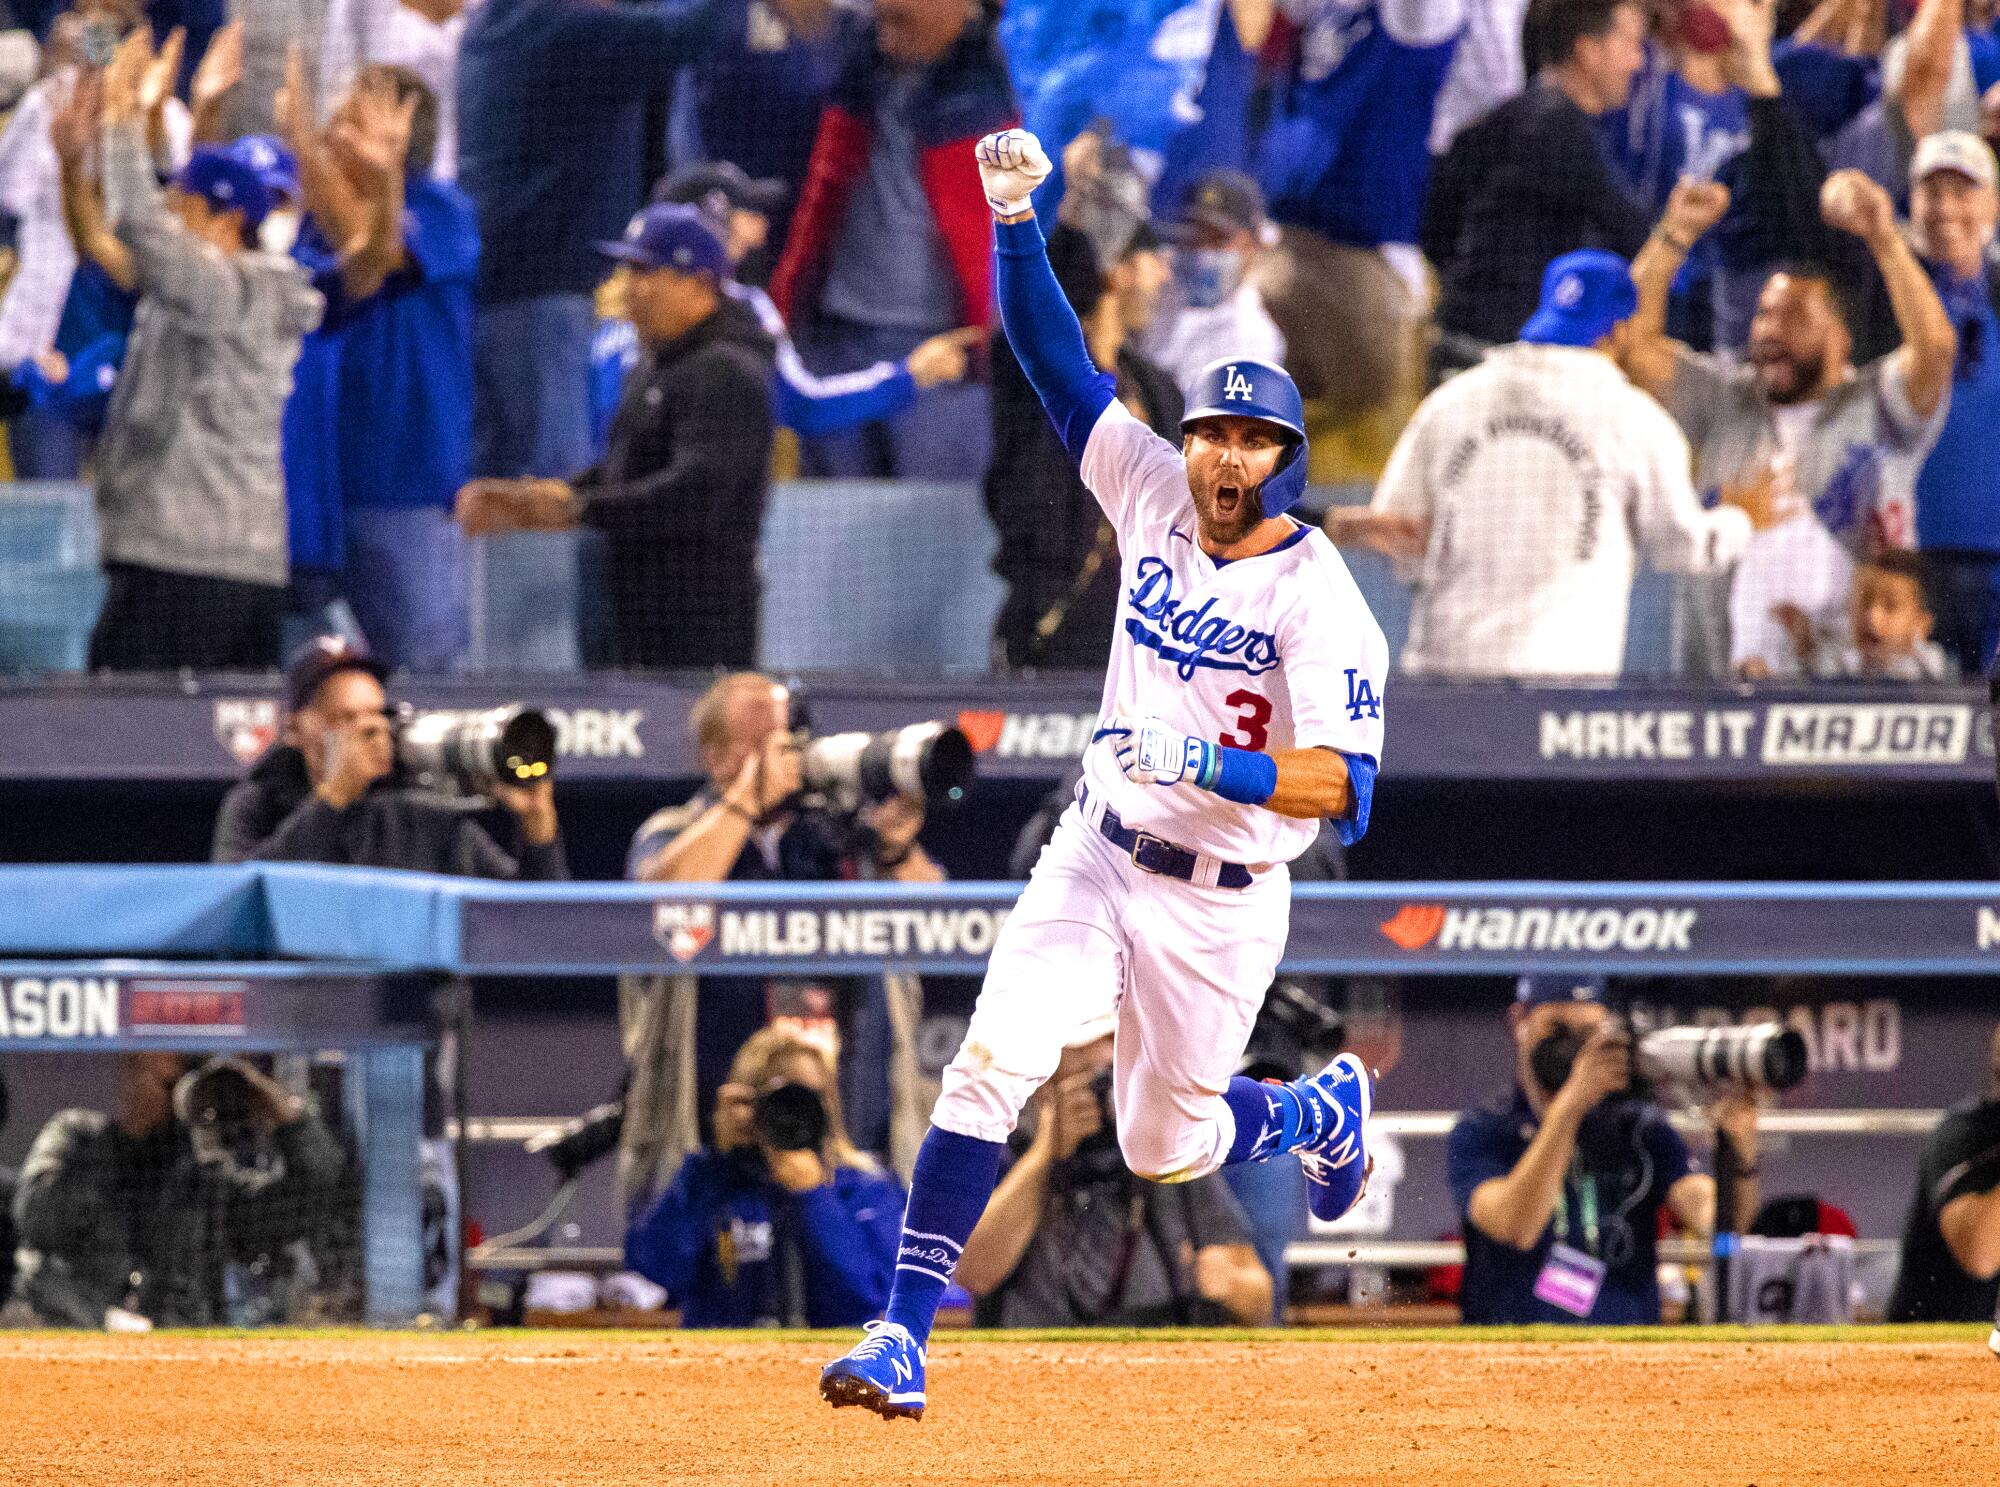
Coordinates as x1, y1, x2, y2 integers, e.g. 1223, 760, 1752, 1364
976, 129, 1052, 218
1818, 173, 1862, 226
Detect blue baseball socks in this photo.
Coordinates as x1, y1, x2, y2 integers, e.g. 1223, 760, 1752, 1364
881, 1126, 1006, 1342
1220, 1073, 1332, 1166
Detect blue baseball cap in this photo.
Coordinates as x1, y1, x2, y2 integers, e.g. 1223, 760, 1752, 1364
228, 134, 300, 202
596, 203, 730, 279
1520, 250, 1637, 348
175, 148, 271, 230
1516, 975, 1607, 1010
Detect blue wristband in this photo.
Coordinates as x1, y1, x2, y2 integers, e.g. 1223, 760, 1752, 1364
1206, 745, 1277, 806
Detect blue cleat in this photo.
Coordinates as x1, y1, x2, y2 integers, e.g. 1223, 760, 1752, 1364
1297, 1052, 1374, 1223
819, 1321, 927, 1421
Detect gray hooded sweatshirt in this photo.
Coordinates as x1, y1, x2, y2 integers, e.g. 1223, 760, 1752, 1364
96, 121, 323, 587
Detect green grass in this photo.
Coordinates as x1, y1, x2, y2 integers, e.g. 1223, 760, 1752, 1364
1, 1323, 1986, 1346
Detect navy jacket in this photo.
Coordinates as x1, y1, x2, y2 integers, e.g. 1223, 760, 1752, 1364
625, 1148, 903, 1328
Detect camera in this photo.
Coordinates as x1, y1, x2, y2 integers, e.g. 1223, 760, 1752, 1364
1241, 980, 1347, 1082
1534, 1015, 1808, 1099
1059, 1066, 1128, 1184
753, 1083, 830, 1153
1633, 1023, 1807, 1093
798, 722, 975, 813
394, 705, 557, 792
173, 1057, 273, 1179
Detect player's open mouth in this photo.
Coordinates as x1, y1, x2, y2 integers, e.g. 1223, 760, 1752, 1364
1216, 485, 1243, 517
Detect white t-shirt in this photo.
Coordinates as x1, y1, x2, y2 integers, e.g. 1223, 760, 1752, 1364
1077, 400, 1389, 866
1726, 401, 1853, 675
1372, 342, 1752, 679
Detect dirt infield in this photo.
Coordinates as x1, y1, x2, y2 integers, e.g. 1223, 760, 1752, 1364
0, 1327, 1992, 1486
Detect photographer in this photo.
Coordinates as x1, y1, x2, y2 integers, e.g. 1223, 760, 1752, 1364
210, 637, 566, 878
1447, 977, 1761, 1326
623, 1029, 902, 1327
630, 671, 942, 889
615, 672, 943, 1208
952, 1027, 1274, 1329
1886, 1023, 2000, 1323
12, 1054, 344, 1327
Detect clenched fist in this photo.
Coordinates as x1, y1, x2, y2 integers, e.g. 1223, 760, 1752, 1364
1820, 169, 1896, 248
1662, 177, 1731, 245
976, 129, 1052, 219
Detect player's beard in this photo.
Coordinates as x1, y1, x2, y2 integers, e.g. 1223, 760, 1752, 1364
1193, 476, 1266, 548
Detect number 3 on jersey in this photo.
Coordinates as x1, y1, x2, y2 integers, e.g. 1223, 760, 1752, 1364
1221, 690, 1272, 751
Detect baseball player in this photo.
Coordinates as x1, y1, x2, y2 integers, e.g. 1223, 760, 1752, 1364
819, 128, 1389, 1421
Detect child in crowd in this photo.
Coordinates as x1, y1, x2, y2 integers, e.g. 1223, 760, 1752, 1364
1776, 549, 1952, 681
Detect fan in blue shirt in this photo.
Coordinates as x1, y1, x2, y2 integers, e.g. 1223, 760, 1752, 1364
1908, 131, 2000, 672
275, 69, 480, 671
626, 1028, 903, 1329
1259, 0, 1466, 252
1599, 35, 1748, 349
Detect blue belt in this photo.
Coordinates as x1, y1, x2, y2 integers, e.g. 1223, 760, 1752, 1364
1080, 785, 1254, 890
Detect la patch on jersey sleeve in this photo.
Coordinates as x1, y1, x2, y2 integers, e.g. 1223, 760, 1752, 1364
1282, 537, 1390, 767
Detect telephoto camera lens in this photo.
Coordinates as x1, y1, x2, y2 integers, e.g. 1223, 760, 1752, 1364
1634, 1024, 1809, 1092
395, 705, 557, 790
799, 721, 975, 810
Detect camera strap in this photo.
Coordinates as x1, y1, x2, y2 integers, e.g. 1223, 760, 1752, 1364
1551, 1160, 1601, 1259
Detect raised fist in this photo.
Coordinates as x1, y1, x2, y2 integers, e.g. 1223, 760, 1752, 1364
1663, 177, 1730, 244
976, 129, 1052, 219
1820, 169, 1896, 246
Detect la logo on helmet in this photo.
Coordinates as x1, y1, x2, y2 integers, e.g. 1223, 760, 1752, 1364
1222, 366, 1254, 401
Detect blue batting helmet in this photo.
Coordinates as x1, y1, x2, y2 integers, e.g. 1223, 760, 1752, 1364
1180, 356, 1310, 517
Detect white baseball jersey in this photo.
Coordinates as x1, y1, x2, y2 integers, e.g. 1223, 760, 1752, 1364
1077, 399, 1389, 866
1373, 342, 1753, 679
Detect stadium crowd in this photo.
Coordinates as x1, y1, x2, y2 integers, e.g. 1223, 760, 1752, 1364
0, 0, 1988, 680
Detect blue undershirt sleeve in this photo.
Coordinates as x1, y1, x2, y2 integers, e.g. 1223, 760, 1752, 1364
1333, 752, 1378, 847
993, 214, 1115, 463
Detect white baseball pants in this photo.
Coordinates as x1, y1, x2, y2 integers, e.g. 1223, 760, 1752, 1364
933, 805, 1290, 1180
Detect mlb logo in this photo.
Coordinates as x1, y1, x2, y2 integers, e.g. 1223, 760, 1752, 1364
653, 902, 717, 963
213, 698, 279, 766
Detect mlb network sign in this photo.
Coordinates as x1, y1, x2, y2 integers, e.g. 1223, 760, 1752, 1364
655, 901, 1010, 964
